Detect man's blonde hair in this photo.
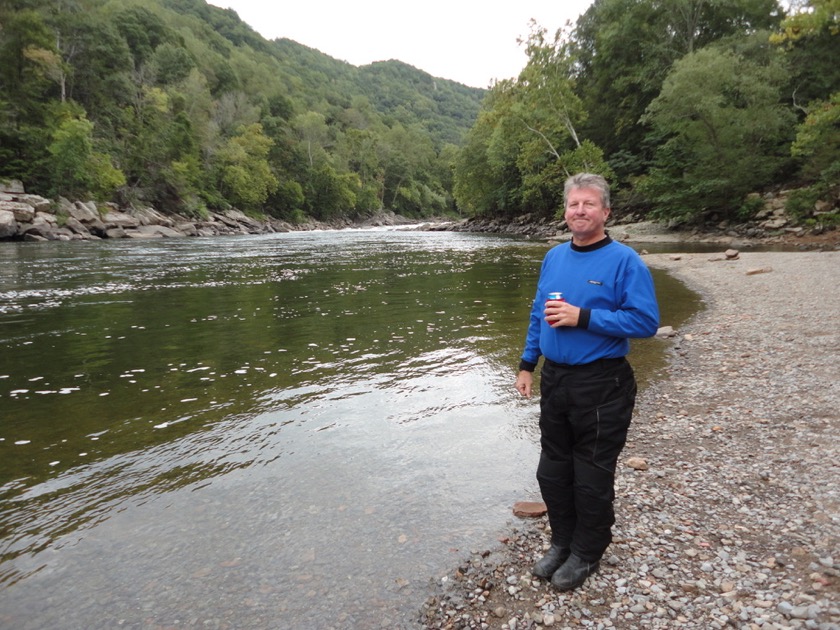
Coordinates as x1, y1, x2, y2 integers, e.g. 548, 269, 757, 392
564, 173, 610, 208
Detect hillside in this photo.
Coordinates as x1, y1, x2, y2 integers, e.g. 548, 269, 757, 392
0, 0, 486, 221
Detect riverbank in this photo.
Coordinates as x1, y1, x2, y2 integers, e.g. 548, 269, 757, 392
420, 251, 840, 629
0, 179, 425, 242
2, 179, 837, 250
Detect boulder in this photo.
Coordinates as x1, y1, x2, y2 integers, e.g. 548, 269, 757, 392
128, 225, 187, 238
16, 194, 51, 213
105, 227, 126, 239
68, 200, 100, 223
22, 223, 59, 240
763, 218, 787, 230
34, 211, 57, 226
101, 209, 140, 229
133, 206, 175, 227
0, 179, 25, 194
64, 217, 91, 237
175, 222, 198, 236
0, 200, 35, 223
0, 209, 18, 238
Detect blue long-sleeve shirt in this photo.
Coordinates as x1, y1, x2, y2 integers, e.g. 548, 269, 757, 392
520, 237, 660, 369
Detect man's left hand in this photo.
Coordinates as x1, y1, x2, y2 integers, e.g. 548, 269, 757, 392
545, 301, 581, 327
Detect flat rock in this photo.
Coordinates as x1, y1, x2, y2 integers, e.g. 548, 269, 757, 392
512, 501, 547, 517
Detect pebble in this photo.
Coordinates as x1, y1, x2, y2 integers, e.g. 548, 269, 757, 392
419, 253, 840, 630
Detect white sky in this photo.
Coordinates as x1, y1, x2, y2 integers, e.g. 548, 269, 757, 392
213, 0, 595, 88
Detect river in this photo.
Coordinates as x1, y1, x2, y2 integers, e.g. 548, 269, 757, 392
0, 229, 699, 629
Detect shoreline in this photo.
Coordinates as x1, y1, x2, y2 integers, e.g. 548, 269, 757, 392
420, 251, 840, 629
2, 180, 837, 250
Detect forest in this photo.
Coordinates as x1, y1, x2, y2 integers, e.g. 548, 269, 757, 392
1, 0, 838, 227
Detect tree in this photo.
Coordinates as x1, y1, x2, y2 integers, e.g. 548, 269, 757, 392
640, 33, 796, 220
513, 24, 612, 213
47, 115, 125, 199
572, 0, 784, 181
773, 0, 840, 124
777, 0, 840, 208
0, 8, 58, 184
215, 123, 278, 210
453, 23, 612, 219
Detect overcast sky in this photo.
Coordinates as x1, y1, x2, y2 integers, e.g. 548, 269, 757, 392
212, 0, 594, 88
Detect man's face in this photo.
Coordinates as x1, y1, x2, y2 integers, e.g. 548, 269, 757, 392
564, 187, 610, 245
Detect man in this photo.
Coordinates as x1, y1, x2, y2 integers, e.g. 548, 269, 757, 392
514, 172, 660, 591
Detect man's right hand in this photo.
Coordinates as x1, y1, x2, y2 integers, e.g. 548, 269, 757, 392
515, 370, 533, 398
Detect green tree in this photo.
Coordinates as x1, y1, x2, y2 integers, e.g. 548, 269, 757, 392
572, 0, 784, 181
640, 34, 795, 220
790, 92, 840, 182
453, 24, 611, 219
452, 92, 512, 217
0, 8, 58, 184
772, 0, 840, 110
48, 115, 125, 199
215, 122, 279, 210
514, 24, 612, 214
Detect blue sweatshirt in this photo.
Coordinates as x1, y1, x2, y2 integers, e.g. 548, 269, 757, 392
520, 237, 660, 369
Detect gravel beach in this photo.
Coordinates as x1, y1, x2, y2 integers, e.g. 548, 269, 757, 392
420, 251, 840, 630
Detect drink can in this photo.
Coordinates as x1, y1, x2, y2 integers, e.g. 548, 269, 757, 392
546, 292, 564, 302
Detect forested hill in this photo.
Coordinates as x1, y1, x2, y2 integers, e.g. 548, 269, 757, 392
3, 0, 837, 232
0, 0, 485, 221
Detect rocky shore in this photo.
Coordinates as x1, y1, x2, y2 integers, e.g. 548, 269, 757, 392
0, 180, 420, 242
420, 251, 839, 629
2, 179, 837, 250
437, 213, 839, 251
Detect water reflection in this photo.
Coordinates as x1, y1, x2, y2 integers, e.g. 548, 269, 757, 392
0, 231, 700, 627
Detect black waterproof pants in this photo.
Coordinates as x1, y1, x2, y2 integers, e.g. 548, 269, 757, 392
537, 357, 637, 562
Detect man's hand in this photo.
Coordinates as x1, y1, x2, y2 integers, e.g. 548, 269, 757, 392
545, 300, 581, 327
515, 370, 533, 398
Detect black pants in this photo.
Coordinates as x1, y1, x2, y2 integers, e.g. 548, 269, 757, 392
537, 357, 637, 562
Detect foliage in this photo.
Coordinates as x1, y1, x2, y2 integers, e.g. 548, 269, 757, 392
0, 0, 483, 221
215, 123, 278, 210
791, 92, 840, 181
47, 115, 125, 199
639, 33, 796, 219
571, 0, 784, 182
452, 24, 613, 219
2, 0, 838, 227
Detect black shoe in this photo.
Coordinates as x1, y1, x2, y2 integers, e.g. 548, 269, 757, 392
531, 544, 570, 579
550, 553, 600, 591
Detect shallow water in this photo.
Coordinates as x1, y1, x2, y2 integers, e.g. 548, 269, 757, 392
0, 230, 699, 628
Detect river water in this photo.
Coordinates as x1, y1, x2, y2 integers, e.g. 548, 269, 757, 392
0, 229, 699, 629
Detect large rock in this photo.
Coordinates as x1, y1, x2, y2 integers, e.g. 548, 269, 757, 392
67, 200, 100, 223
67, 201, 106, 235
16, 194, 51, 213
175, 222, 198, 236
101, 209, 140, 229
0, 179, 25, 194
0, 209, 18, 238
0, 200, 35, 223
133, 206, 175, 227
512, 501, 547, 518
22, 222, 59, 240
126, 225, 187, 238
64, 217, 91, 237
34, 211, 57, 226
